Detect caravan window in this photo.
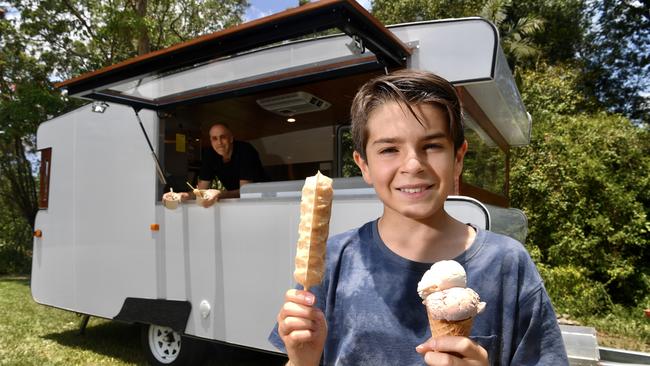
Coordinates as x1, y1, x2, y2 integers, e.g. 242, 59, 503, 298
158, 71, 384, 195
462, 120, 507, 196
38, 148, 52, 209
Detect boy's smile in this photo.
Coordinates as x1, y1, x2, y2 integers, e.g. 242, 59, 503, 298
354, 102, 467, 223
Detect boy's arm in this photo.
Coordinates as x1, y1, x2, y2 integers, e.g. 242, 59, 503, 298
276, 289, 327, 366
511, 287, 569, 365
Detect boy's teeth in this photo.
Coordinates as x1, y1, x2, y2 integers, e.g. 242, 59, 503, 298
401, 187, 423, 193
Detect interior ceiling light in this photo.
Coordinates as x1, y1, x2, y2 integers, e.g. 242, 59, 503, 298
287, 118, 296, 123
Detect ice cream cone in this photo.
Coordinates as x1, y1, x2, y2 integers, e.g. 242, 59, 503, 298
427, 309, 474, 337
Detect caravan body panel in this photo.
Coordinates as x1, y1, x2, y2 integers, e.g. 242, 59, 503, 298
32, 105, 159, 318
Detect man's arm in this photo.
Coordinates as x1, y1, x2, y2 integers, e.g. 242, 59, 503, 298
217, 179, 252, 199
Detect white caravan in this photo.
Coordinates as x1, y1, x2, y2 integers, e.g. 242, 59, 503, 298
32, 1, 533, 364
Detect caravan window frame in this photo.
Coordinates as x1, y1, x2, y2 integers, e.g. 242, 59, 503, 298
38, 148, 52, 209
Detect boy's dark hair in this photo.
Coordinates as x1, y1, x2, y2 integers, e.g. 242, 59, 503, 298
350, 69, 464, 160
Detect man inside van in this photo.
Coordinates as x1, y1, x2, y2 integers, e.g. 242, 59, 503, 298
162, 123, 267, 207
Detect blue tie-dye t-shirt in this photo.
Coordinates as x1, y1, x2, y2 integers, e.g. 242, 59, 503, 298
269, 220, 568, 366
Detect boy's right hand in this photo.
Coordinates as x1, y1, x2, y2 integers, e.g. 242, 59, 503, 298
277, 289, 327, 366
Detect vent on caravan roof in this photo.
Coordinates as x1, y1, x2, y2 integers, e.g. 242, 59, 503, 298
256, 92, 331, 117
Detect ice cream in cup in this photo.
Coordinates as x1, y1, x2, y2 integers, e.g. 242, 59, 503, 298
417, 260, 486, 337
194, 189, 208, 205
163, 189, 181, 209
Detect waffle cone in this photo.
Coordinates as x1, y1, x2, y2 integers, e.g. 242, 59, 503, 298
427, 309, 474, 337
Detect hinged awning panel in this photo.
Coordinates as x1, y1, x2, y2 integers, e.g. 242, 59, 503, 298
56, 0, 410, 110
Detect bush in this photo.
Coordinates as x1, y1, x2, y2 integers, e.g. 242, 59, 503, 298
0, 242, 31, 275
512, 64, 650, 311
538, 263, 612, 316
0, 204, 33, 275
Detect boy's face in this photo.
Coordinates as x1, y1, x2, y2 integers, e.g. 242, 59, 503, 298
353, 101, 467, 222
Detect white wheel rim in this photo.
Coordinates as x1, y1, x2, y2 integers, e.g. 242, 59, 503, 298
148, 324, 182, 364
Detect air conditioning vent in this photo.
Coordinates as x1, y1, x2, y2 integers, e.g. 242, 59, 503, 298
256, 91, 331, 117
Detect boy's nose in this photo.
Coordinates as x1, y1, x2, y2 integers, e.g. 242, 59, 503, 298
401, 154, 424, 173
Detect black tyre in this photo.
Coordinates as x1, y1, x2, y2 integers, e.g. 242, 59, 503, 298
140, 323, 207, 365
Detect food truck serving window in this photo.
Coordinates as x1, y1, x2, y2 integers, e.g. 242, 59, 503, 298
55, 0, 410, 111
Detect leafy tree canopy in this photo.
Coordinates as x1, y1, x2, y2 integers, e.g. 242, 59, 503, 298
14, 0, 248, 80
579, 0, 649, 125
513, 64, 650, 308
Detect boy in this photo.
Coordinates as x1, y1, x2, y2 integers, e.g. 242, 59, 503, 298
269, 70, 568, 365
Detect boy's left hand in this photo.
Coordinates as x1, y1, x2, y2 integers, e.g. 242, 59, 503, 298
416, 336, 488, 365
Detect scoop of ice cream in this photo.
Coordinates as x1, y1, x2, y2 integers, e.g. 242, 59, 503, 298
417, 260, 467, 299
424, 287, 486, 321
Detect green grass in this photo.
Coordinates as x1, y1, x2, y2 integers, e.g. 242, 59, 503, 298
0, 277, 145, 366
575, 304, 650, 353
0, 277, 287, 366
2, 277, 648, 365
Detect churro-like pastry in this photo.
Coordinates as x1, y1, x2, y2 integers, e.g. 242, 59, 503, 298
294, 171, 334, 291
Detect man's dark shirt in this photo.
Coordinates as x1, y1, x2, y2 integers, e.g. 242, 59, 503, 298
198, 140, 267, 191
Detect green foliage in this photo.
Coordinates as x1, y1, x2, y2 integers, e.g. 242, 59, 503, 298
512, 64, 650, 307
340, 129, 361, 177
575, 303, 650, 352
371, 0, 484, 24
515, 63, 596, 115
536, 262, 612, 316
579, 0, 649, 126
14, 0, 249, 78
509, 0, 586, 64
0, 0, 249, 275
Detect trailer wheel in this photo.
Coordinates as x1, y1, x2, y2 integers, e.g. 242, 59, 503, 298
140, 324, 206, 365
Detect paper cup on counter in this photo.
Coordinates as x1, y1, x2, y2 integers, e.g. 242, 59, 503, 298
194, 189, 208, 205
163, 192, 181, 209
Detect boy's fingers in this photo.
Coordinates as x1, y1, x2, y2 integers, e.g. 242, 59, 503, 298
284, 329, 315, 344
285, 289, 315, 306
277, 290, 321, 338
423, 350, 460, 366
280, 314, 314, 336
436, 336, 486, 360
417, 336, 487, 361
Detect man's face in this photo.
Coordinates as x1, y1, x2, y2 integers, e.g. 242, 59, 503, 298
354, 102, 466, 222
209, 124, 234, 159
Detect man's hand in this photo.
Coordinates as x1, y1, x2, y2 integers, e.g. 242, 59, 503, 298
199, 189, 221, 207
277, 289, 327, 366
416, 336, 488, 366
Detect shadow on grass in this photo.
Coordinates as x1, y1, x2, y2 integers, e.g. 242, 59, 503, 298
43, 321, 146, 365
207, 343, 288, 366
1, 276, 30, 284
43, 319, 287, 366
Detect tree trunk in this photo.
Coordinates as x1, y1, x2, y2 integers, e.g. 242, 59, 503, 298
135, 0, 150, 55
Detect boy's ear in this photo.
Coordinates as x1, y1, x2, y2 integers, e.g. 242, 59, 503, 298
454, 140, 468, 179
353, 151, 372, 185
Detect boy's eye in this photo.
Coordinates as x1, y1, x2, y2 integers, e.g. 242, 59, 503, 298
424, 143, 443, 150
379, 147, 398, 154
